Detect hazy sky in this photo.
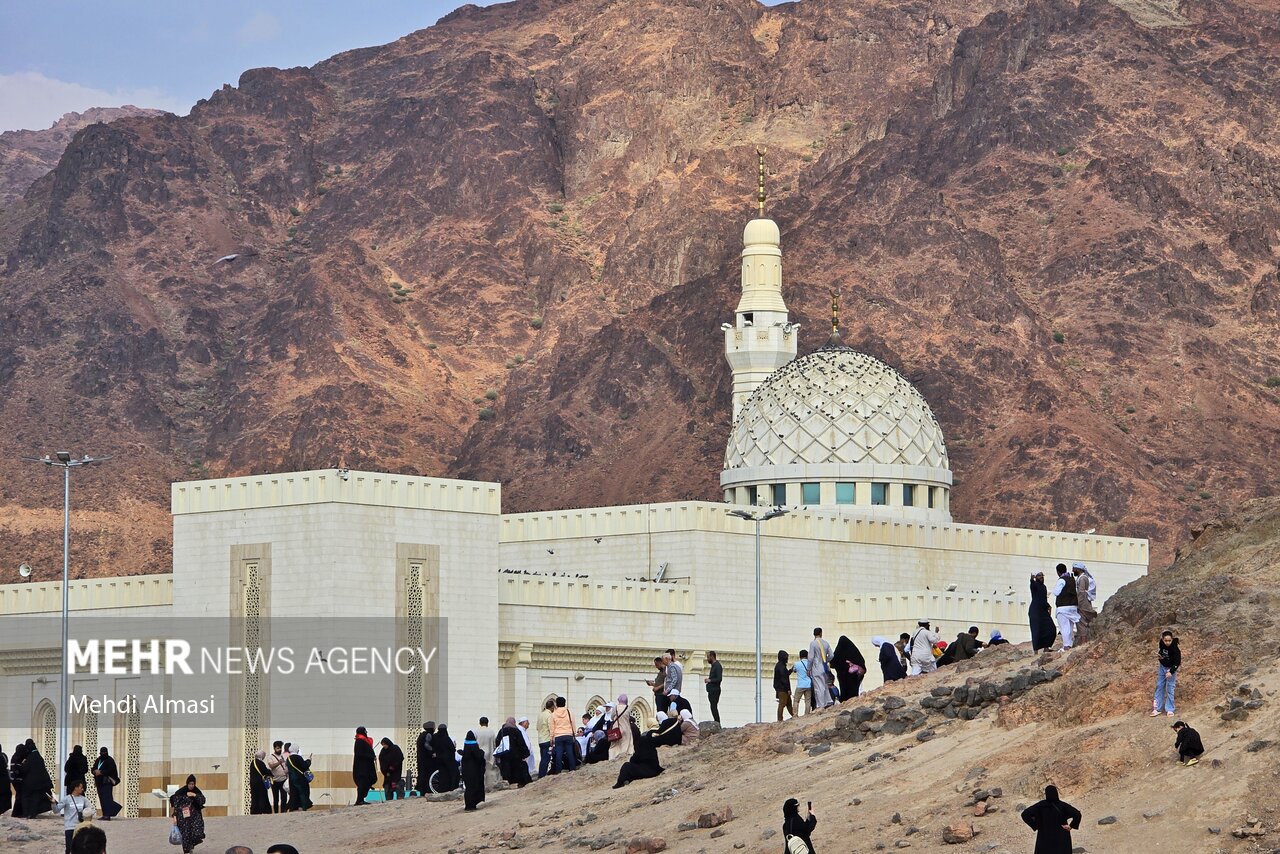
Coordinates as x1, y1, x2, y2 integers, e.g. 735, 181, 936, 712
0, 1, 483, 132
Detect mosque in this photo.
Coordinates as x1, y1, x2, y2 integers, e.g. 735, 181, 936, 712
0, 178, 1148, 816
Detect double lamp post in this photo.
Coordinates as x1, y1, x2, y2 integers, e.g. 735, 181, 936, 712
727, 506, 788, 724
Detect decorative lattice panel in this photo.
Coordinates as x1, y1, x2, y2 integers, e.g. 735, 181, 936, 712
39, 702, 57, 786
240, 561, 263, 816
628, 698, 652, 728
83, 712, 99, 809
584, 696, 606, 717
124, 705, 140, 817
404, 562, 425, 771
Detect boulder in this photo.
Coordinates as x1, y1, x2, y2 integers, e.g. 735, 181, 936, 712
698, 721, 723, 737
625, 838, 668, 854
694, 806, 733, 828
942, 823, 976, 844
883, 696, 907, 711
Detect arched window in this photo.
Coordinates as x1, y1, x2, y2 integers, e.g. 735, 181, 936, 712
584, 695, 607, 717
628, 698, 653, 730
35, 700, 57, 784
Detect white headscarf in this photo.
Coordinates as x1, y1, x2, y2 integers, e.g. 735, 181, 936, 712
871, 635, 889, 648
656, 711, 669, 723
679, 710, 693, 722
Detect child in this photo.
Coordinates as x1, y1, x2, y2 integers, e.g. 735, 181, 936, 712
1171, 721, 1203, 766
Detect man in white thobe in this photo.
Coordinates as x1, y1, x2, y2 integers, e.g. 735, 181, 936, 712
808, 628, 834, 708
907, 619, 942, 675
517, 717, 536, 778
1052, 563, 1081, 650
475, 717, 499, 788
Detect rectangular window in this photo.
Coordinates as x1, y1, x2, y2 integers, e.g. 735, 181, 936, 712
772, 483, 788, 506
801, 482, 821, 504
836, 483, 855, 504
902, 484, 916, 507
746, 485, 757, 506
871, 482, 888, 505
928, 486, 936, 509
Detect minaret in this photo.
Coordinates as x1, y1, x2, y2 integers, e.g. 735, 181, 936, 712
724, 148, 798, 420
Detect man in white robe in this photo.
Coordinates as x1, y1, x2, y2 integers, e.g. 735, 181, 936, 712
808, 628, 834, 708
1052, 563, 1081, 650
517, 717, 536, 778
475, 717, 499, 788
907, 619, 942, 675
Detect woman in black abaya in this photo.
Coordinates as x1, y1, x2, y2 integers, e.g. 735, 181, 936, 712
0, 743, 10, 815
249, 750, 272, 815
460, 731, 486, 811
1029, 572, 1057, 651
612, 718, 664, 789
9, 742, 28, 817
19, 742, 53, 818
1020, 785, 1082, 854
831, 636, 866, 700
431, 725, 459, 792
92, 747, 121, 819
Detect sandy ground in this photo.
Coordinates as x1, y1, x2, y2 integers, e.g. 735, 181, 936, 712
6, 643, 1274, 854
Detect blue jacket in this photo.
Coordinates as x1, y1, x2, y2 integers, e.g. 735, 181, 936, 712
795, 658, 812, 689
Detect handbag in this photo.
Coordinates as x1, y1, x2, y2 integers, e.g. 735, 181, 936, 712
169, 825, 184, 846
785, 834, 811, 854
305, 771, 315, 783
606, 726, 622, 743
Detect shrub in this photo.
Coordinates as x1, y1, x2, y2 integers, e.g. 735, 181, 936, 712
1052, 331, 1065, 344
484, 389, 498, 401
478, 408, 496, 421
740, 112, 755, 123
333, 165, 343, 175
1125, 405, 1136, 413
505, 360, 516, 369
841, 121, 853, 132
472, 396, 484, 405
530, 316, 544, 329
800, 154, 813, 162
287, 227, 297, 237
1198, 491, 1211, 500
427, 343, 438, 350
1266, 376, 1280, 388
289, 206, 301, 217
548, 201, 565, 213
1055, 145, 1072, 156
316, 186, 328, 195
513, 355, 525, 364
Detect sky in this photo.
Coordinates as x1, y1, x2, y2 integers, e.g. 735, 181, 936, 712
0, 1, 485, 132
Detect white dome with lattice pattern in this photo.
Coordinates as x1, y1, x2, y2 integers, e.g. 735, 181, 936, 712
721, 346, 952, 519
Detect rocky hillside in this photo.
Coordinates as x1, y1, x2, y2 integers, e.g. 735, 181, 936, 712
0, 0, 1278, 578
0, 106, 165, 208
10, 498, 1280, 853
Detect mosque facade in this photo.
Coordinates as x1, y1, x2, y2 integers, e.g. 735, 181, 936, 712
0, 204, 1148, 817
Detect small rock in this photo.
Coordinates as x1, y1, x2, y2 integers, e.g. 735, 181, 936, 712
974, 802, 988, 817
1098, 816, 1117, 825
709, 828, 726, 839
694, 806, 733, 829
905, 826, 919, 836
851, 798, 862, 806
916, 729, 935, 742
1221, 707, 1249, 722
883, 696, 907, 711
895, 842, 911, 849
625, 838, 668, 854
891, 812, 902, 824
1207, 826, 1220, 834
773, 741, 797, 754
990, 787, 1003, 798
807, 743, 832, 757
1142, 809, 1165, 820
1210, 758, 1225, 768
965, 766, 987, 780
1246, 740, 1271, 752
734, 845, 745, 850
942, 823, 976, 844
677, 822, 698, 832
760, 829, 777, 840
972, 789, 991, 803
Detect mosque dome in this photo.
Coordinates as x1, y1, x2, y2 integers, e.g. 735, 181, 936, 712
720, 346, 953, 519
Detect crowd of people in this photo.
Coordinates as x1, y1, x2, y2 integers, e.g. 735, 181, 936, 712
4, 559, 1194, 854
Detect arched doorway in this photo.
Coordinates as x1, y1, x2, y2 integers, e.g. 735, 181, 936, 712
34, 699, 57, 787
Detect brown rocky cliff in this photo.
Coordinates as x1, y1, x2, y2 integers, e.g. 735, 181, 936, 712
0, 0, 1277, 579
0, 106, 166, 208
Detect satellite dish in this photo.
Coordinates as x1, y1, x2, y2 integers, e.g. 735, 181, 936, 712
19, 563, 32, 578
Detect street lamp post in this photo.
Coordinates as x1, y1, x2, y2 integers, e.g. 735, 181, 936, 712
728, 506, 788, 723
23, 451, 109, 794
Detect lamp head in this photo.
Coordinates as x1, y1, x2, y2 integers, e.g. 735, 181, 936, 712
762, 508, 789, 521
727, 509, 755, 521
55, 451, 72, 463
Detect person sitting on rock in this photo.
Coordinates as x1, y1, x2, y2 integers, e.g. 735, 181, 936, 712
1171, 721, 1203, 766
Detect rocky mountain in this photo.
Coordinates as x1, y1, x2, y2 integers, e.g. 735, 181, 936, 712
0, 0, 1277, 579
0, 106, 165, 208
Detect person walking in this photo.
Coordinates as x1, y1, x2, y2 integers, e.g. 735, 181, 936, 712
808, 629, 834, 708
794, 650, 813, 715
877, 635, 908, 683
352, 727, 377, 805
265, 741, 288, 813
90, 747, 119, 821
415, 723, 437, 795
550, 697, 578, 774
536, 699, 555, 779
248, 750, 272, 815
378, 738, 404, 801
460, 732, 486, 812
782, 797, 817, 853
704, 651, 723, 724
10, 741, 29, 818
431, 725, 459, 791
474, 718, 499, 789
518, 716, 537, 780
495, 717, 531, 787
1150, 630, 1181, 717
1171, 721, 1204, 766
64, 746, 88, 794
169, 775, 207, 854
51, 778, 95, 854
907, 620, 941, 676
286, 744, 311, 811
1020, 785, 1081, 854
1072, 563, 1097, 643
18, 740, 53, 819
831, 636, 866, 700
1051, 563, 1081, 650
1028, 571, 1056, 651
774, 650, 795, 721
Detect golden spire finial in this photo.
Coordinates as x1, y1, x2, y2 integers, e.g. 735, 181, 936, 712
828, 287, 842, 347
756, 146, 767, 218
